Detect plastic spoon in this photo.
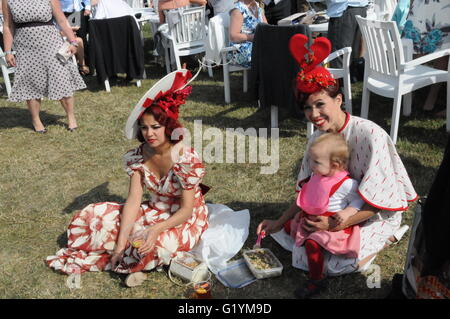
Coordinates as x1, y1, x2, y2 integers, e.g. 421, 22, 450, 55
253, 231, 266, 249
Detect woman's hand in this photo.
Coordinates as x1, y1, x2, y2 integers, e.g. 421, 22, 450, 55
110, 249, 124, 271
68, 44, 78, 55
137, 225, 162, 256
257, 219, 282, 235
302, 215, 333, 233
5, 53, 16, 67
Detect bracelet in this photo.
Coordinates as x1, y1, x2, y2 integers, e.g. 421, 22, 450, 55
4, 51, 12, 55
69, 40, 79, 47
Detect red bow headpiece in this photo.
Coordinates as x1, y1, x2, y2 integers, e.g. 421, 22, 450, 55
289, 34, 336, 94
139, 71, 193, 120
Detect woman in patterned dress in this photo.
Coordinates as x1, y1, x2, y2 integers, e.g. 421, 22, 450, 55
46, 70, 209, 287
401, 0, 450, 113
257, 34, 417, 298
2, 0, 86, 133
228, 0, 267, 68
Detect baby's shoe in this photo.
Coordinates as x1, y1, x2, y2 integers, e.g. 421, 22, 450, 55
294, 279, 328, 299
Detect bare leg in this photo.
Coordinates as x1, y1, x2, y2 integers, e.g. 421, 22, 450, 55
60, 96, 78, 130
423, 56, 448, 111
75, 37, 89, 75
27, 99, 45, 131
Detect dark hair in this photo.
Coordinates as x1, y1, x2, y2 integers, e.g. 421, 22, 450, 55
136, 105, 184, 144
294, 79, 346, 111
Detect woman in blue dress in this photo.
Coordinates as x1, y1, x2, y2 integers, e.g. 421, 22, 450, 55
228, 0, 267, 68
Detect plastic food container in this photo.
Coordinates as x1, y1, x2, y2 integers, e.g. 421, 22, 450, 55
243, 248, 283, 279
216, 259, 257, 288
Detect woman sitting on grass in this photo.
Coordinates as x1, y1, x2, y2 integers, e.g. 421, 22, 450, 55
257, 34, 417, 298
46, 70, 209, 287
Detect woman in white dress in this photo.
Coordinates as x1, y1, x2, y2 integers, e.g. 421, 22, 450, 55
257, 34, 417, 298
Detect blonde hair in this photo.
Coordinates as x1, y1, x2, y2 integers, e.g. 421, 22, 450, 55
311, 133, 350, 169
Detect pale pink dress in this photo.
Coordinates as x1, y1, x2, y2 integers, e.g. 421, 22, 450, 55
291, 170, 361, 258
46, 144, 209, 274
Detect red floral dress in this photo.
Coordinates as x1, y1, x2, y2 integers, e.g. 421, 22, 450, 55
46, 144, 209, 274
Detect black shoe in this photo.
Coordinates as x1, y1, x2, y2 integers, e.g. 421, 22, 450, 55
294, 279, 327, 299
34, 128, 48, 134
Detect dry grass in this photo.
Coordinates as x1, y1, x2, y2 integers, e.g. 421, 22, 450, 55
0, 26, 447, 299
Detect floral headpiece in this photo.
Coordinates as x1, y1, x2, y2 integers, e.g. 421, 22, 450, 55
124, 69, 194, 140
289, 34, 336, 93
139, 71, 193, 121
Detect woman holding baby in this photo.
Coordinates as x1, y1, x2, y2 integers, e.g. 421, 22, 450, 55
257, 34, 417, 299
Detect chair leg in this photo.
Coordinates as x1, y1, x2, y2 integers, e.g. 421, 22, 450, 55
164, 47, 171, 74
307, 122, 314, 137
207, 59, 213, 78
174, 51, 182, 70
223, 64, 231, 104
243, 70, 248, 93
390, 93, 402, 145
271, 105, 278, 128
3, 72, 12, 98
343, 73, 352, 114
360, 85, 370, 118
403, 93, 412, 116
104, 78, 111, 92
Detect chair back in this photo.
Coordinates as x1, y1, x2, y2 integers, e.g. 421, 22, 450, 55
356, 15, 405, 78
126, 0, 145, 8
66, 11, 81, 27
165, 6, 207, 50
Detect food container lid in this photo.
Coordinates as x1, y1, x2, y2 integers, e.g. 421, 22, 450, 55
216, 259, 257, 288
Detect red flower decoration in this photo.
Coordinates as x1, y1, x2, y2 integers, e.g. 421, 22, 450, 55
140, 71, 193, 120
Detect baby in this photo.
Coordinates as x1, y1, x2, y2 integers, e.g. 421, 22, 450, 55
291, 132, 365, 298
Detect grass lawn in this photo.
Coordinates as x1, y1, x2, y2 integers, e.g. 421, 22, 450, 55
0, 27, 448, 299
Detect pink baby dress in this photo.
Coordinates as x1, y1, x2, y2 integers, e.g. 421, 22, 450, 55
290, 170, 361, 258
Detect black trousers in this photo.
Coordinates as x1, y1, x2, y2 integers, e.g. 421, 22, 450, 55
64, 10, 90, 65
327, 6, 367, 68
265, 0, 292, 25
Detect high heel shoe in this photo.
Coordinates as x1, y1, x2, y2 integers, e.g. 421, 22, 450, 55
34, 128, 48, 134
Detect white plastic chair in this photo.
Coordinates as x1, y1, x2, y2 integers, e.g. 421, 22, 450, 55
207, 11, 249, 104
160, 6, 208, 73
306, 47, 353, 137
0, 47, 16, 98
0, 15, 15, 97
356, 15, 450, 144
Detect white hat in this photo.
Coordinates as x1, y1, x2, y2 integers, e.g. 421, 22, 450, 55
124, 69, 192, 140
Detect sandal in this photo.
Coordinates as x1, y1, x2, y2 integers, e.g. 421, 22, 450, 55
78, 65, 90, 75
125, 272, 147, 288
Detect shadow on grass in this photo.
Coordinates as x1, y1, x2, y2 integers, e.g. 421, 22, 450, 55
62, 182, 125, 214
0, 107, 65, 130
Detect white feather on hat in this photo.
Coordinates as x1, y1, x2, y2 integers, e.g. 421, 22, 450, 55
124, 69, 191, 140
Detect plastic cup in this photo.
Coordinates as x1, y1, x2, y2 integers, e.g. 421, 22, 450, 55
190, 279, 213, 299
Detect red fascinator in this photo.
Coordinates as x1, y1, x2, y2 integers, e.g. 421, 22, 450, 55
124, 69, 193, 139
289, 34, 336, 93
